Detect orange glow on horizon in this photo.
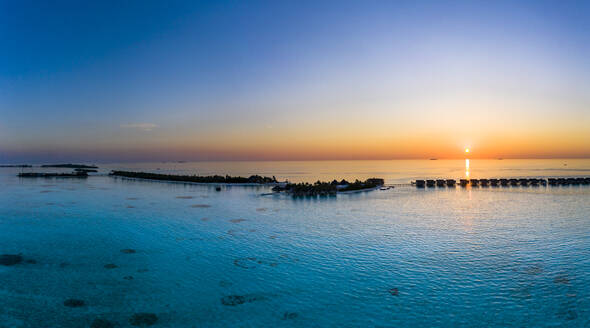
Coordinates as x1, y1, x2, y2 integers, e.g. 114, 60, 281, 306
14, 124, 590, 161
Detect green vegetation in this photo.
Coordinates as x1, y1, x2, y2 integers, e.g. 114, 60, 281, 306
41, 164, 98, 169
340, 178, 384, 191
273, 178, 384, 197
110, 171, 278, 184
276, 181, 338, 197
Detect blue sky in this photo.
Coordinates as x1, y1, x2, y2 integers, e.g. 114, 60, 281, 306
1, 0, 589, 162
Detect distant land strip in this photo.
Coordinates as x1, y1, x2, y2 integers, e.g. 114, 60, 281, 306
0, 164, 32, 168
109, 170, 278, 184
18, 171, 88, 178
41, 164, 98, 169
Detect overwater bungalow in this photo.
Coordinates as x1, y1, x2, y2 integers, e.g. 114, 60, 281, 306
411, 176, 590, 189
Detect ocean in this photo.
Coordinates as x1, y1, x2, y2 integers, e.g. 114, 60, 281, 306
1, 159, 589, 327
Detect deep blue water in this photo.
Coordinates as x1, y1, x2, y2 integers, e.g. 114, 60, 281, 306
1, 162, 589, 327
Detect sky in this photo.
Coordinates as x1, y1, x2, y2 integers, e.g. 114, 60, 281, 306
1, 0, 589, 162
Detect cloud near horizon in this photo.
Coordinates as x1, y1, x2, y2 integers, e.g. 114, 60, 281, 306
120, 123, 158, 131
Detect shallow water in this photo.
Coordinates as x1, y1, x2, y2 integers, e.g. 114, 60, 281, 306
1, 160, 589, 327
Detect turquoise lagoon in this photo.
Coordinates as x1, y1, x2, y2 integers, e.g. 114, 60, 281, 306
1, 160, 589, 327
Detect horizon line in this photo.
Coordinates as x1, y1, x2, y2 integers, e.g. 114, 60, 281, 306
2, 157, 590, 165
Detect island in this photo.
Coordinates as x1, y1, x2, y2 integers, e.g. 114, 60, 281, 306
18, 171, 88, 178
0, 164, 33, 168
41, 164, 98, 169
272, 178, 385, 197
109, 170, 278, 184
74, 168, 98, 173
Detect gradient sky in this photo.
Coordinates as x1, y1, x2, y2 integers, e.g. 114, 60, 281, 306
1, 0, 589, 162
